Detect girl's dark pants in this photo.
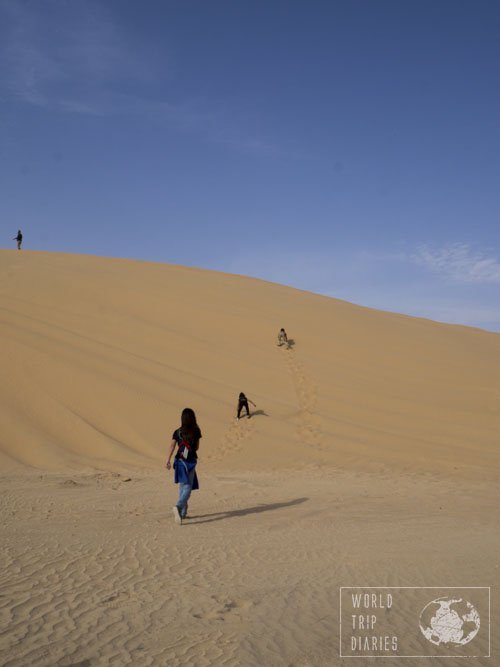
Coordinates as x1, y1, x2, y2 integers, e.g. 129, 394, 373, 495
238, 400, 250, 418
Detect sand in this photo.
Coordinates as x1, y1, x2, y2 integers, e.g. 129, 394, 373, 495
1, 250, 499, 666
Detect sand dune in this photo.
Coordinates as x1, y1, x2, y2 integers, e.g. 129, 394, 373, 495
1, 250, 499, 477
1, 250, 499, 666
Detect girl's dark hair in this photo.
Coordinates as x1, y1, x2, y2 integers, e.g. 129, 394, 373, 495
239, 392, 246, 400
180, 407, 199, 450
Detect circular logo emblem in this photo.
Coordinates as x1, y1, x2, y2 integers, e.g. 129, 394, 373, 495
419, 597, 480, 646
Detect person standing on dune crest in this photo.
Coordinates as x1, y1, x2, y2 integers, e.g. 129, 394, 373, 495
166, 407, 202, 525
13, 230, 22, 250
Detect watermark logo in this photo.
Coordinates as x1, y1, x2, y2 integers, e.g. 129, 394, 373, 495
340, 587, 490, 659
419, 597, 480, 647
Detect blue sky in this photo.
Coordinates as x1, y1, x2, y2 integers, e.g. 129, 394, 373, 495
1, 0, 500, 331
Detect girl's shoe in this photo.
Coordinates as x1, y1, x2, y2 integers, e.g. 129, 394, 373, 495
172, 506, 182, 525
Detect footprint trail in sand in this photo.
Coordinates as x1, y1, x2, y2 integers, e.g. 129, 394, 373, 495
281, 346, 323, 447
208, 414, 254, 461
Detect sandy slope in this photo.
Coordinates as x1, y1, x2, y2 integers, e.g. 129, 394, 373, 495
1, 250, 499, 666
1, 250, 499, 477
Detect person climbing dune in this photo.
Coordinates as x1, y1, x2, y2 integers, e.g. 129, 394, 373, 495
277, 328, 288, 347
237, 392, 256, 420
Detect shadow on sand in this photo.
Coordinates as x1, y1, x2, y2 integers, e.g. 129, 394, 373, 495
250, 409, 268, 417
187, 497, 308, 525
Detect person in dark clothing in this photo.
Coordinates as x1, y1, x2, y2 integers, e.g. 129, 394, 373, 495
166, 407, 202, 524
13, 230, 22, 250
237, 392, 256, 420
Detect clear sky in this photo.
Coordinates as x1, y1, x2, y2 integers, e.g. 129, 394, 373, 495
1, 0, 499, 331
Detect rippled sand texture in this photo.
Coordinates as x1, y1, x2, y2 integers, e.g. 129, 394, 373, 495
1, 470, 498, 667
1, 250, 499, 665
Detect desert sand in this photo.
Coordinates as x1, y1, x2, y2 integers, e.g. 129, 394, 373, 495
1, 249, 499, 666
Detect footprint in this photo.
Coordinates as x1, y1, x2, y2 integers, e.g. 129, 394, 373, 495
100, 591, 131, 608
207, 417, 254, 461
194, 596, 253, 622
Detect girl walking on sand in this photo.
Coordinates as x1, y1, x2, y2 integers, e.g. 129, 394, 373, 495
166, 407, 202, 525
